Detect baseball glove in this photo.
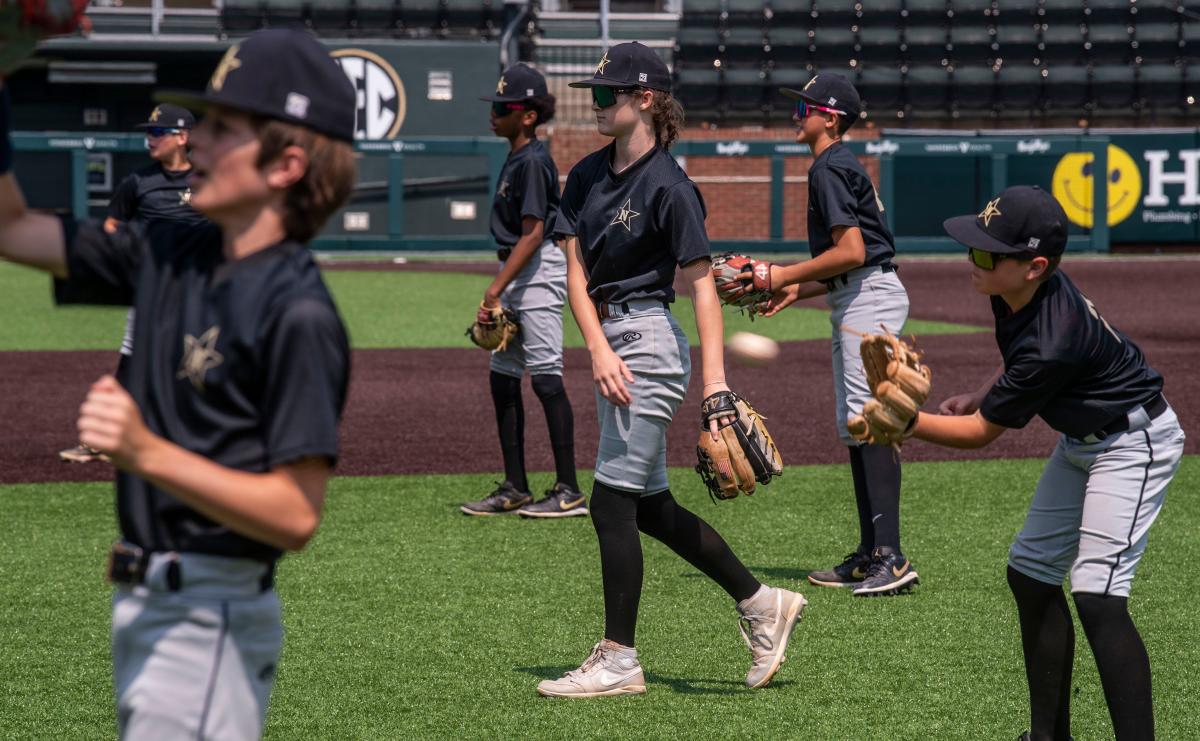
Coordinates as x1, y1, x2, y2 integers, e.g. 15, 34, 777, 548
0, 0, 91, 75
466, 301, 519, 352
847, 330, 932, 447
695, 390, 784, 502
712, 253, 773, 310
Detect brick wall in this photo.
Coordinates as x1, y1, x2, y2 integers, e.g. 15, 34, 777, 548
543, 123, 883, 241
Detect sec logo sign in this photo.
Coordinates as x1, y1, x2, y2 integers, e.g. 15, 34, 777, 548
331, 49, 407, 140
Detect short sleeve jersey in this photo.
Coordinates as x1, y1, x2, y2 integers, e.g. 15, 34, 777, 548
490, 138, 559, 248
108, 164, 208, 227
554, 144, 710, 303
806, 142, 896, 268
980, 271, 1163, 439
54, 218, 352, 562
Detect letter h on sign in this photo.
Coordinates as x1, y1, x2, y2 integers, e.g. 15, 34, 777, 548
1143, 149, 1200, 207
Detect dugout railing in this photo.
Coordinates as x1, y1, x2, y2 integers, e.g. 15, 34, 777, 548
12, 132, 1108, 253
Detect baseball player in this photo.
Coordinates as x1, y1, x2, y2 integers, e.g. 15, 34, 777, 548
750, 73, 917, 596
535, 42, 805, 698
912, 185, 1184, 741
460, 63, 584, 519
59, 102, 207, 464
0, 29, 355, 739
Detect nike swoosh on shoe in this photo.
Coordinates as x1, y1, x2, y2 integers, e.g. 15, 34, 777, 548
559, 497, 586, 510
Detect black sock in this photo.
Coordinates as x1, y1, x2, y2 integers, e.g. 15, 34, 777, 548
848, 446, 874, 553
636, 490, 761, 603
1074, 593, 1154, 740
1008, 566, 1074, 741
860, 443, 902, 553
489, 371, 527, 492
531, 374, 578, 490
590, 481, 642, 647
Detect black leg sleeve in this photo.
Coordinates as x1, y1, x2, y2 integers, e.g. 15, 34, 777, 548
636, 490, 761, 603
848, 445, 875, 553
1008, 566, 1075, 741
1074, 593, 1154, 741
489, 371, 527, 492
590, 481, 643, 647
859, 443, 902, 552
531, 374, 578, 490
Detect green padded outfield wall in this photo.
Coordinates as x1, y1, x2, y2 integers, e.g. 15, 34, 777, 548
893, 131, 1200, 244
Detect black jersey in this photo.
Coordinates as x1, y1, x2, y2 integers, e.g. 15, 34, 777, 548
980, 271, 1163, 439
109, 164, 208, 227
490, 138, 559, 248
54, 218, 351, 562
806, 142, 895, 269
554, 143, 710, 304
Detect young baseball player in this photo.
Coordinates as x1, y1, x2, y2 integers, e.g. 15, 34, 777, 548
59, 102, 207, 464
912, 185, 1184, 740
0, 29, 355, 738
460, 63, 584, 519
535, 42, 805, 698
749, 73, 917, 596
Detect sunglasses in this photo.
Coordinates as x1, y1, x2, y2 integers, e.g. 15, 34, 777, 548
145, 127, 182, 138
490, 101, 528, 118
793, 100, 845, 119
968, 247, 1034, 271
592, 86, 640, 109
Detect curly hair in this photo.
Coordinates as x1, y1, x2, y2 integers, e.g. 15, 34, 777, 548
649, 90, 685, 149
252, 117, 357, 244
526, 93, 556, 127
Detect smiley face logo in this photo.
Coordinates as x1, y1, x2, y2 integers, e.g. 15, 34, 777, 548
1051, 144, 1142, 228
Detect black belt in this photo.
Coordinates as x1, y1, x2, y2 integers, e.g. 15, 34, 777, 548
106, 542, 275, 592
595, 300, 670, 320
823, 263, 897, 291
497, 247, 512, 262
1084, 393, 1168, 442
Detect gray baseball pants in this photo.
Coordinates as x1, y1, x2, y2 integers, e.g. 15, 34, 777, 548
112, 552, 281, 740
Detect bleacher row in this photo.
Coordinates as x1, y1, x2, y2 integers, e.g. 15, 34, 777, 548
218, 0, 507, 39
674, 0, 1197, 123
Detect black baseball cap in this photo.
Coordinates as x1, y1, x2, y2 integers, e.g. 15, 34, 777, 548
568, 42, 671, 92
944, 185, 1069, 257
135, 104, 195, 130
480, 63, 548, 102
155, 28, 355, 143
780, 72, 863, 121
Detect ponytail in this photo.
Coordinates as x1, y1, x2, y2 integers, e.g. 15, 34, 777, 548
649, 91, 684, 150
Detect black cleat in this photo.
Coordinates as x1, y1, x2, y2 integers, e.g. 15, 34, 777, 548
1017, 732, 1074, 741
852, 547, 920, 597
518, 483, 589, 519
807, 550, 872, 589
460, 481, 532, 516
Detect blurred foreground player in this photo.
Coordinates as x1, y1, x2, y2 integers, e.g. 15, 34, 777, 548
917, 186, 1184, 740
0, 29, 355, 739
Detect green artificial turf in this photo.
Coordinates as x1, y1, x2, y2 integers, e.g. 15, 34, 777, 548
1, 458, 1197, 739
0, 264, 981, 351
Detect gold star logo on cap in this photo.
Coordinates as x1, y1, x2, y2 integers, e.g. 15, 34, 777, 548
496, 76, 508, 94
979, 198, 1002, 226
596, 50, 611, 76
149, 106, 162, 122
210, 45, 242, 92
803, 75, 819, 91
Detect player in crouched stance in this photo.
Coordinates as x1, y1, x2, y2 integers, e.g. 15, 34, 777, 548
913, 186, 1184, 740
534, 43, 805, 698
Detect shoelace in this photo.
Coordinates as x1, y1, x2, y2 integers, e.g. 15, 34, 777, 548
565, 643, 607, 679
840, 552, 865, 568
863, 557, 890, 580
738, 613, 774, 660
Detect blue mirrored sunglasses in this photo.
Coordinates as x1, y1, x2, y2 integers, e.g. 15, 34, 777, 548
145, 127, 182, 138
793, 100, 845, 119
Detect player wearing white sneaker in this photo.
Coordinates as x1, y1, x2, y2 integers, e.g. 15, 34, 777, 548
536, 640, 646, 698
739, 585, 809, 689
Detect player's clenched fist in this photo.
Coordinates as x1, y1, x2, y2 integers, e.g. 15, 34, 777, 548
76, 375, 153, 469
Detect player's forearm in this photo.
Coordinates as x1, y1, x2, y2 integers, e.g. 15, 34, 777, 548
134, 436, 326, 551
911, 410, 1003, 449
776, 232, 866, 286
565, 238, 607, 353
686, 261, 726, 387
487, 221, 544, 298
794, 281, 827, 300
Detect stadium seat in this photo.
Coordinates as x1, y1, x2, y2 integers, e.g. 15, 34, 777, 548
994, 23, 1039, 61
905, 65, 951, 109
810, 26, 857, 67
725, 67, 774, 112
904, 24, 952, 63
1043, 64, 1091, 112
1091, 63, 1136, 109
995, 63, 1043, 109
858, 65, 906, 111
1141, 63, 1186, 111
949, 23, 997, 64
1041, 22, 1086, 63
1134, 23, 1185, 63
859, 25, 905, 63
950, 65, 997, 110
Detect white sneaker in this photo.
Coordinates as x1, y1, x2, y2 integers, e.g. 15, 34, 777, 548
536, 640, 646, 698
737, 585, 807, 689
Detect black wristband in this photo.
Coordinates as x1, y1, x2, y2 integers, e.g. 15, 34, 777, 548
0, 85, 13, 175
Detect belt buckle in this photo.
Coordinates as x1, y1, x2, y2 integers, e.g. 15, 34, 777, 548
106, 542, 146, 585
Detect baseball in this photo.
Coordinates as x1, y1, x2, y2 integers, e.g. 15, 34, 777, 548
727, 331, 780, 366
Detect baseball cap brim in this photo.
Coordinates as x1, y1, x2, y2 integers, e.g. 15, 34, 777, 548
943, 214, 1029, 255
568, 77, 632, 89
478, 93, 531, 102
134, 121, 193, 129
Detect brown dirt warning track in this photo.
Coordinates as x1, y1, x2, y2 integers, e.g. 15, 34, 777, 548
2, 258, 1196, 485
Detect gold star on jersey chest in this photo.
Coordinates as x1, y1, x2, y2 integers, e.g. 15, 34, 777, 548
610, 198, 640, 232
497, 179, 510, 198
177, 326, 224, 391
979, 198, 1002, 226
